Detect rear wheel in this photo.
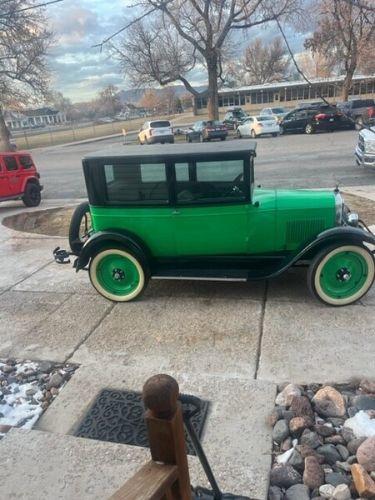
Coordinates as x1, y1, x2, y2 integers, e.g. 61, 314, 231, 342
279, 125, 284, 135
69, 202, 92, 254
89, 247, 148, 302
305, 123, 314, 134
22, 182, 41, 207
220, 136, 226, 141
237, 129, 242, 138
272, 133, 277, 137
308, 244, 375, 306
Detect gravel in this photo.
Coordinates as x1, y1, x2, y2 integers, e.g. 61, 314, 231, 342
0, 359, 77, 438
268, 379, 375, 499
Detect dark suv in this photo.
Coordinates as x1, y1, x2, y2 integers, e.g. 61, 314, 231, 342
186, 120, 228, 142
280, 105, 354, 135
223, 108, 248, 130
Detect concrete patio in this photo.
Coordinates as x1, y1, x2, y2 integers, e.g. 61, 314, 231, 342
0, 196, 375, 499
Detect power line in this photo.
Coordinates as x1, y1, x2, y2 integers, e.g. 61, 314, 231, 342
1, 0, 64, 16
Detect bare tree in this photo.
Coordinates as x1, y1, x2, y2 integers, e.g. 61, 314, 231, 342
304, 0, 375, 101
0, 0, 53, 150
96, 84, 122, 117
296, 51, 334, 79
242, 37, 290, 84
105, 0, 300, 120
138, 89, 161, 112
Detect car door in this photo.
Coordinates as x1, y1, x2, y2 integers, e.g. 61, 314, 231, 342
0, 157, 11, 198
172, 158, 249, 256
282, 111, 297, 132
3, 155, 23, 196
190, 121, 204, 141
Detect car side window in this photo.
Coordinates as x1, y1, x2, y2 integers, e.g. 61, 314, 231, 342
4, 156, 18, 171
19, 156, 33, 169
104, 162, 168, 205
174, 159, 246, 205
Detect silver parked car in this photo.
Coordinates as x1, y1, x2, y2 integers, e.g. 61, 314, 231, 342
355, 127, 375, 167
259, 107, 288, 123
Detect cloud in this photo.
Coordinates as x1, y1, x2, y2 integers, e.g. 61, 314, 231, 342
45, 0, 307, 102
46, 0, 129, 101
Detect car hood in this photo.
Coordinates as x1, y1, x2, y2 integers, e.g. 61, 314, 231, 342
253, 188, 335, 211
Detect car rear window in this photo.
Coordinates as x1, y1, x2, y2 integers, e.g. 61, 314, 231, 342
352, 99, 374, 108
103, 162, 168, 205
150, 121, 171, 128
257, 116, 274, 121
4, 156, 18, 171
19, 156, 34, 169
271, 108, 285, 113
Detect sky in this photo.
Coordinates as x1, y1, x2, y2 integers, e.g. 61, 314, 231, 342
47, 0, 307, 103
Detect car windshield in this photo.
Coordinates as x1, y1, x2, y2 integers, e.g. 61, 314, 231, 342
150, 121, 171, 128
271, 108, 285, 114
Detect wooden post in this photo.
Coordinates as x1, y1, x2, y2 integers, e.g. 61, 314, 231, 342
143, 374, 192, 500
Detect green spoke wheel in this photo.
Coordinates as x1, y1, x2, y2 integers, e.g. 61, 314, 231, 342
308, 244, 375, 306
89, 248, 147, 302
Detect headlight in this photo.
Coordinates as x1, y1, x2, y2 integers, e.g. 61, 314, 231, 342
334, 191, 343, 225
347, 213, 359, 226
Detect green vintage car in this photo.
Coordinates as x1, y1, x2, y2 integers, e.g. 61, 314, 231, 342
57, 142, 375, 305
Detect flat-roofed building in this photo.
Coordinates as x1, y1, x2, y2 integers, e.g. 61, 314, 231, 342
194, 74, 375, 114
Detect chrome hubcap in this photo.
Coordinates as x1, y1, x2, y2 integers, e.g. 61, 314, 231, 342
112, 268, 125, 281
336, 267, 352, 282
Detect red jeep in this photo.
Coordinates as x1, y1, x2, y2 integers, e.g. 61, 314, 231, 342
0, 152, 43, 207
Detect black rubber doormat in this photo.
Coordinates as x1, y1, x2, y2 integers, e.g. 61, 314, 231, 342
75, 388, 209, 456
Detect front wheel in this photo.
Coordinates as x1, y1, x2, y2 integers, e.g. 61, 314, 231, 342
89, 247, 148, 302
305, 123, 314, 134
22, 183, 41, 207
308, 244, 375, 306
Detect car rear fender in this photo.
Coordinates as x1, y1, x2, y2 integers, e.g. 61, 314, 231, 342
268, 226, 375, 279
74, 230, 151, 271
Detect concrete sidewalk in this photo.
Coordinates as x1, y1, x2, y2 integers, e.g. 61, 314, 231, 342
0, 190, 375, 499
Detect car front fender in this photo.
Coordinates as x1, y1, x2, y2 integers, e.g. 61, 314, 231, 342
294, 226, 375, 262
267, 226, 375, 279
74, 230, 151, 271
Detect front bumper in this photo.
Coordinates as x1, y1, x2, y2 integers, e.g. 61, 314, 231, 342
355, 146, 375, 167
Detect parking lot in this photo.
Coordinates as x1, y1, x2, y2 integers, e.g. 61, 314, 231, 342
1, 125, 375, 499
30, 127, 375, 202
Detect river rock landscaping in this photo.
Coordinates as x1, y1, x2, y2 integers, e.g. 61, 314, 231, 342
268, 380, 375, 500
0, 359, 77, 437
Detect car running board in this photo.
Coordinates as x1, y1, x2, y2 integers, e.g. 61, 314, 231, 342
152, 269, 248, 281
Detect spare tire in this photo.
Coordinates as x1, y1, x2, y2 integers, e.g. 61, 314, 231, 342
69, 202, 92, 255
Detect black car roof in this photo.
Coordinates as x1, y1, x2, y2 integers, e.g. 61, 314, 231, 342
84, 141, 257, 161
